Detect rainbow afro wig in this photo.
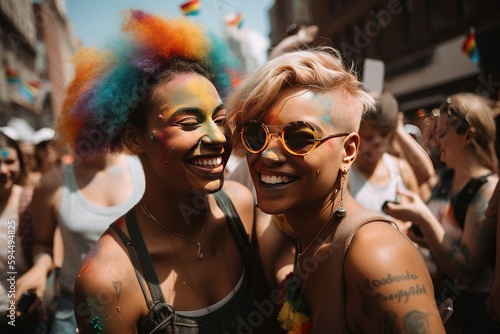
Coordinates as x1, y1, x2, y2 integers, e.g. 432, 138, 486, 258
58, 9, 240, 156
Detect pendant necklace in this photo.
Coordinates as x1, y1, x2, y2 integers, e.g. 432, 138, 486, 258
140, 201, 208, 259
296, 209, 336, 265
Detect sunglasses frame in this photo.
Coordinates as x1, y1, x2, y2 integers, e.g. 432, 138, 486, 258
241, 120, 350, 156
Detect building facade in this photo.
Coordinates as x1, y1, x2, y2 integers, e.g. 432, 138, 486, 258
268, 0, 500, 118
0, 0, 78, 137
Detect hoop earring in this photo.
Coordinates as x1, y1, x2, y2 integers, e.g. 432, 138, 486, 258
335, 167, 347, 218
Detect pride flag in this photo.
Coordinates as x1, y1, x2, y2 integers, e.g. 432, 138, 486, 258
227, 12, 244, 29
461, 29, 480, 71
180, 0, 200, 16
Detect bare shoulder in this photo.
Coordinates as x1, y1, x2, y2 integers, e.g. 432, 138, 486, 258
74, 228, 143, 333
479, 174, 499, 197
344, 221, 444, 333
35, 167, 63, 196
222, 180, 254, 205
346, 221, 425, 270
469, 174, 499, 211
32, 167, 64, 211
220, 180, 255, 234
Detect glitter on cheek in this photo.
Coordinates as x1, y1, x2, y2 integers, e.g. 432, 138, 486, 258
152, 130, 172, 166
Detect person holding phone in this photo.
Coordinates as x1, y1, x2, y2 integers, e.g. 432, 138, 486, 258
383, 93, 500, 333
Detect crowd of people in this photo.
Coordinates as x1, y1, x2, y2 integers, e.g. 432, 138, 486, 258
1, 8, 500, 334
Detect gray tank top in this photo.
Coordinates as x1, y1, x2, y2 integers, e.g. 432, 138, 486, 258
57, 155, 145, 293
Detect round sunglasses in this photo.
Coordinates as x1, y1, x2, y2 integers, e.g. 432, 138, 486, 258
240, 120, 350, 156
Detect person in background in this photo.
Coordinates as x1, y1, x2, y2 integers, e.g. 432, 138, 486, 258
70, 10, 275, 333
16, 90, 146, 334
484, 180, 500, 323
383, 92, 500, 333
0, 131, 39, 333
228, 47, 445, 333
349, 91, 420, 233
32, 127, 61, 175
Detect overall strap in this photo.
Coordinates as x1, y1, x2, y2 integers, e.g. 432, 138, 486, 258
110, 221, 152, 310
113, 211, 176, 332
213, 191, 252, 266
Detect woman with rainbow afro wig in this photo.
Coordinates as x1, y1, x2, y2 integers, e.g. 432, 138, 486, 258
70, 10, 268, 333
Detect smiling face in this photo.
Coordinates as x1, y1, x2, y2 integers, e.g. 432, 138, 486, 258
436, 115, 468, 168
135, 72, 231, 195
0, 147, 21, 191
246, 89, 352, 214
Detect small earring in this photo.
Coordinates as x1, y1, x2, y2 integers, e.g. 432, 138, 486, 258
151, 131, 156, 140
316, 169, 320, 175
335, 167, 347, 218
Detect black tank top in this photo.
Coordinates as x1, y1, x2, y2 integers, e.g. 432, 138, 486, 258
111, 191, 256, 333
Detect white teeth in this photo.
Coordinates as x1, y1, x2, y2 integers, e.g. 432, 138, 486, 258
261, 174, 292, 184
193, 157, 222, 166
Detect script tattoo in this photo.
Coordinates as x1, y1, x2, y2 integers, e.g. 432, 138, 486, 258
357, 271, 428, 319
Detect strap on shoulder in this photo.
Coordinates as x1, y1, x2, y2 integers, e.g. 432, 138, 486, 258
453, 173, 492, 229
113, 212, 175, 330
213, 190, 252, 265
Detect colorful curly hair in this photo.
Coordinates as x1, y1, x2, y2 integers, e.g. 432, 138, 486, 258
58, 9, 239, 156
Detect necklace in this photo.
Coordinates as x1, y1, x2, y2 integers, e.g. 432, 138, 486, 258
140, 201, 208, 259
164, 213, 238, 313
279, 231, 336, 333
296, 209, 336, 265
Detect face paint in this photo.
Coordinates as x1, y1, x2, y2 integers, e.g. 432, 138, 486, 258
1, 149, 9, 158
262, 150, 280, 161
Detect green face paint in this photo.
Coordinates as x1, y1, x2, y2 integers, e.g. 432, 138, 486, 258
1, 149, 9, 158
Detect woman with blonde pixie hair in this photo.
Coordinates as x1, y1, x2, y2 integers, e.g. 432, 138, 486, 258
228, 47, 445, 333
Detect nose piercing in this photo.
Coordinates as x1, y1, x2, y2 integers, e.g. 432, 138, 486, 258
262, 150, 279, 162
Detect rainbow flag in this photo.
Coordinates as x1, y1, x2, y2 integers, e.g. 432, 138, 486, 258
180, 0, 200, 16
461, 30, 480, 71
227, 12, 244, 29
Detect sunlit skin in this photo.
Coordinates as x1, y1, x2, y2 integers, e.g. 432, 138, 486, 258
245, 88, 445, 333
73, 72, 257, 334
435, 115, 468, 169
357, 121, 395, 166
0, 147, 20, 191
246, 88, 348, 224
145, 73, 231, 196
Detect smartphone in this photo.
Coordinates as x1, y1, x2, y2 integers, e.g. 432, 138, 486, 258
17, 291, 37, 314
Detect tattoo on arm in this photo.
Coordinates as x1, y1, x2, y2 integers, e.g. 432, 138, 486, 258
112, 280, 122, 302
357, 272, 428, 319
404, 311, 429, 334
379, 311, 430, 334
447, 240, 473, 275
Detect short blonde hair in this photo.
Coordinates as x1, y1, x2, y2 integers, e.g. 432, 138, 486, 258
227, 47, 374, 155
